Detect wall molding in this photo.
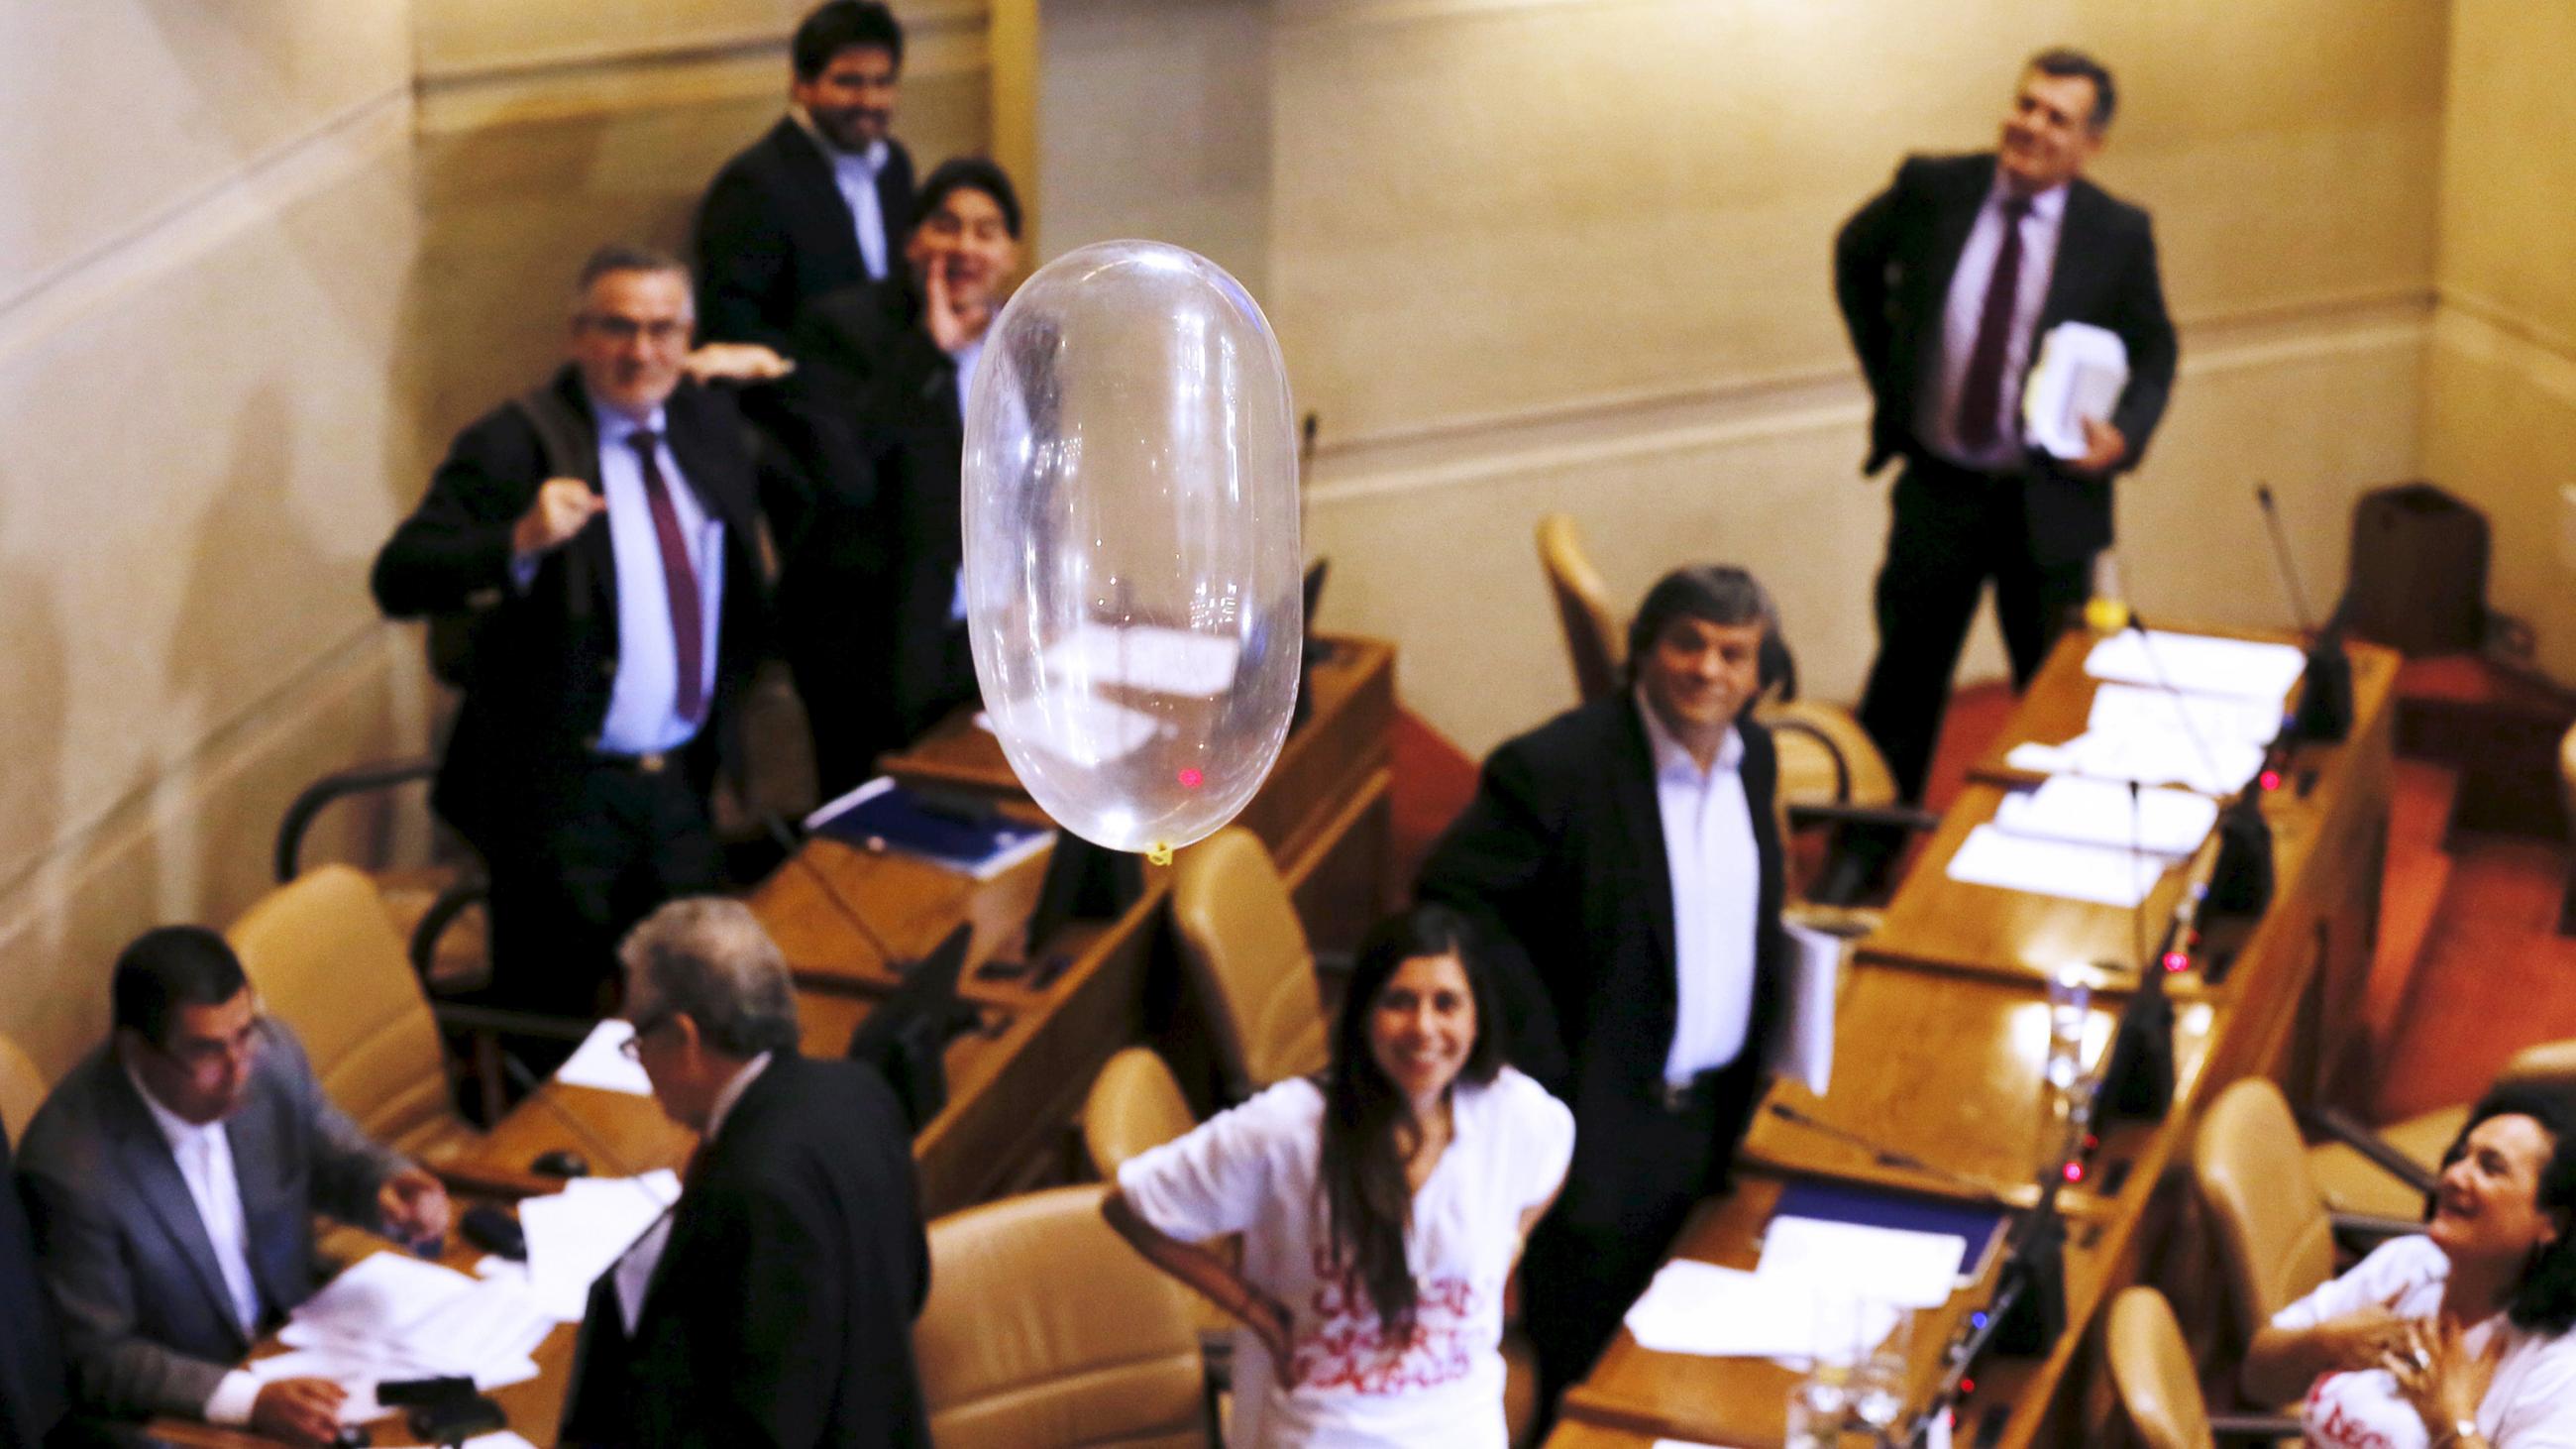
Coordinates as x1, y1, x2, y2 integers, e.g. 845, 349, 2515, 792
1276, 0, 1655, 33
0, 87, 411, 368
2431, 289, 2576, 405
1307, 286, 2432, 507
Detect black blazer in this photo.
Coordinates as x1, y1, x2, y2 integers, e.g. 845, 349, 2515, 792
696, 119, 917, 354
0, 1125, 65, 1449
370, 367, 770, 846
1417, 697, 1791, 1117
1834, 152, 2179, 563
560, 1055, 931, 1449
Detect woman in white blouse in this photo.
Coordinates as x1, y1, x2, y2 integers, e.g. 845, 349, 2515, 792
1104, 904, 1574, 1448
2245, 1084, 2576, 1449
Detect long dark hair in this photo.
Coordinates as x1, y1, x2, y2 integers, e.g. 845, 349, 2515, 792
1317, 904, 1505, 1343
2430, 1083, 2576, 1334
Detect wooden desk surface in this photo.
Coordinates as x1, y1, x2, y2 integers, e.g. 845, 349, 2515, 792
1559, 623, 2400, 1449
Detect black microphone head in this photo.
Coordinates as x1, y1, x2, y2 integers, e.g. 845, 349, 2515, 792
2255, 482, 2277, 510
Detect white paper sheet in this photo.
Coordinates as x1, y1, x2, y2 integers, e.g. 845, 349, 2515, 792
1042, 622, 1238, 698
1622, 1259, 1899, 1362
1001, 692, 1165, 768
552, 1019, 654, 1096
2083, 629, 2306, 704
1757, 1217, 1966, 1311
2085, 682, 2282, 747
1776, 922, 1840, 1097
516, 1170, 682, 1322
2022, 322, 2130, 460
1990, 776, 2218, 858
1945, 823, 2166, 907
2004, 730, 2264, 797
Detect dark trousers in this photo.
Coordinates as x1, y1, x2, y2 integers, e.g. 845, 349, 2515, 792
1525, 1056, 1764, 1415
478, 757, 724, 1031
1855, 456, 2093, 804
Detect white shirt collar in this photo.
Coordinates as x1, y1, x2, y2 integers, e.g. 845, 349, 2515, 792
703, 1052, 775, 1144
122, 1053, 223, 1152
1991, 174, 2071, 223
1634, 685, 1744, 780
583, 389, 666, 443
790, 106, 888, 172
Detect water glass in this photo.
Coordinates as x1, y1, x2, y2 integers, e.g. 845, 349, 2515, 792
1847, 1304, 1914, 1439
1784, 1368, 1848, 1449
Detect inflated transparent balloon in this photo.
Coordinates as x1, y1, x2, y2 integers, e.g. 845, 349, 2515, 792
962, 241, 1301, 859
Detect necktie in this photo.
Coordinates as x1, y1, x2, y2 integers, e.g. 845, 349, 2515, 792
1955, 195, 2033, 452
628, 429, 706, 726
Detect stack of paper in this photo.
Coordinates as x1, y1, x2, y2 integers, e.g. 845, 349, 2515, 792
262, 1254, 551, 1423
1995, 629, 2303, 797
2083, 630, 2306, 702
1946, 824, 2167, 908
1624, 1260, 1896, 1361
509, 1170, 682, 1322
1990, 776, 2219, 858
553, 1020, 654, 1096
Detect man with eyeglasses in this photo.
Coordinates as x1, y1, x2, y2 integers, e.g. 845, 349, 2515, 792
15, 926, 449, 1445
373, 244, 775, 1052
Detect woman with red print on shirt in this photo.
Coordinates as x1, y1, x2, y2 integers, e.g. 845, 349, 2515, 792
2246, 1084, 2576, 1448
1105, 905, 1573, 1447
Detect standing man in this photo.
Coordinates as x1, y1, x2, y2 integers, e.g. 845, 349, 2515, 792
696, 0, 914, 355
16, 928, 450, 1444
778, 157, 1024, 797
1417, 567, 1792, 1410
1832, 48, 2177, 888
0, 1095, 65, 1449
560, 898, 930, 1448
372, 245, 771, 1032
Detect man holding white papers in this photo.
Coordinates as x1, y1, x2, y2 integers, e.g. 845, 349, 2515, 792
1418, 566, 1793, 1414
560, 898, 929, 1448
1832, 47, 2178, 886
15, 927, 450, 1444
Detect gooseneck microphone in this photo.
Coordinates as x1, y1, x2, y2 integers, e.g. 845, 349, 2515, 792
2255, 482, 2353, 743
2116, 610, 2274, 921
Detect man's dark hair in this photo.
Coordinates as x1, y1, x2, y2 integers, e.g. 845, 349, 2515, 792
915, 157, 1023, 241
574, 242, 689, 297
112, 927, 248, 1049
793, 1, 905, 81
2432, 1082, 2576, 1334
2029, 47, 2116, 131
1624, 565, 1775, 687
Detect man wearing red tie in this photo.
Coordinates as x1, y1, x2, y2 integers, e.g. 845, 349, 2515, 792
1828, 48, 2177, 895
373, 245, 772, 1034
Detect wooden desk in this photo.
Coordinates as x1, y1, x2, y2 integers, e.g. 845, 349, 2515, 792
1558, 626, 2397, 1449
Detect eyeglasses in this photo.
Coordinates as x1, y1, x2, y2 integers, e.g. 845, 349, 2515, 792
147, 1011, 267, 1075
617, 1011, 677, 1060
578, 314, 690, 345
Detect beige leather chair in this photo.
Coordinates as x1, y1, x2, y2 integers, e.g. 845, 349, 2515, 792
2193, 1078, 2336, 1345
226, 864, 481, 1167
1536, 512, 1626, 706
2107, 1286, 2213, 1449
915, 1184, 1209, 1449
1084, 1047, 1199, 1178
1170, 830, 1330, 1101
2308, 1038, 2576, 1218
0, 1034, 50, 1144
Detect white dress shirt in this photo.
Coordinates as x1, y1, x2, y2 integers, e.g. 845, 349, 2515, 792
612, 1052, 773, 1333
1635, 694, 1762, 1085
1916, 178, 2069, 471
123, 1061, 267, 1426
589, 399, 727, 755
795, 110, 892, 281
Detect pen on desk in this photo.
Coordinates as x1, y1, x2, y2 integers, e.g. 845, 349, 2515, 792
1765, 1102, 2007, 1201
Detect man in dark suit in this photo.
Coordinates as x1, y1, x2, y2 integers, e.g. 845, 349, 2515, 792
775, 157, 1023, 798
15, 928, 449, 1444
373, 244, 771, 1029
1418, 566, 1792, 1410
695, 1, 915, 355
560, 898, 929, 1448
1833, 47, 2178, 881
0, 1113, 66, 1449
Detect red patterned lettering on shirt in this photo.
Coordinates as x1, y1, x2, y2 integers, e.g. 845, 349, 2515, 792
1287, 1243, 1481, 1395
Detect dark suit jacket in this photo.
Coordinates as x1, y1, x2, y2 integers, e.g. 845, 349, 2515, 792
13, 1023, 403, 1422
370, 367, 771, 848
1417, 697, 1790, 1123
1834, 151, 2179, 563
696, 119, 917, 354
560, 1055, 930, 1449
0, 1123, 66, 1449
777, 280, 975, 751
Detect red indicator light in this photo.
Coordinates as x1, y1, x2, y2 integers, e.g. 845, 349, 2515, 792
1177, 767, 1204, 789
2063, 1161, 2085, 1183
1959, 1378, 1975, 1395
2259, 769, 2283, 791
2162, 951, 2189, 973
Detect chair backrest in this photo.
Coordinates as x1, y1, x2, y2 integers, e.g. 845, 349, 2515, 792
915, 1184, 1207, 1449
226, 864, 457, 1158
2193, 1077, 2335, 1340
1170, 829, 1329, 1099
0, 1034, 50, 1145
2500, 1037, 2576, 1095
1083, 1048, 1198, 1179
2105, 1286, 2215, 1449
1535, 513, 1625, 705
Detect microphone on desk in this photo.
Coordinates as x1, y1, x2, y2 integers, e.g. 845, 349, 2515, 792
2119, 610, 2276, 920
2256, 482, 2354, 744
2097, 780, 2178, 1123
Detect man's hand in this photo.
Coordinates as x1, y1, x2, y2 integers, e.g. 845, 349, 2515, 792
376, 1166, 452, 1247
251, 1377, 347, 1445
512, 477, 605, 558
684, 342, 794, 385
2068, 417, 2128, 478
920, 254, 991, 356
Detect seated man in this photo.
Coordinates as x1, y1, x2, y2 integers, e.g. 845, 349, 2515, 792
15, 927, 450, 1445
776, 157, 1024, 797
560, 898, 928, 1447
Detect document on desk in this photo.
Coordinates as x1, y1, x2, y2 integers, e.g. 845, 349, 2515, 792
1756, 1216, 1965, 1311
2083, 629, 2307, 704
2085, 682, 2283, 746
2003, 729, 2263, 797
268, 1254, 549, 1413
1990, 776, 2218, 857
515, 1170, 682, 1322
1946, 823, 2165, 907
1777, 922, 1840, 1097
1623, 1259, 1900, 1361
553, 1019, 655, 1096
1042, 622, 1238, 697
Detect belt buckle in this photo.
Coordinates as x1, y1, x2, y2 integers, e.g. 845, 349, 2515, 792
637, 752, 666, 775
1657, 1079, 1692, 1112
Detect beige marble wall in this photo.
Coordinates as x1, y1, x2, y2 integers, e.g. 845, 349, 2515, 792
2419, 0, 2576, 680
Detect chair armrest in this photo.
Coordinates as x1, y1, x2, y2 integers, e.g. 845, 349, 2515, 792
2331, 1211, 2425, 1253
410, 878, 491, 982
274, 755, 440, 882
1767, 717, 1850, 800
1785, 801, 1943, 834
429, 1003, 600, 1044
2209, 1410, 2305, 1443
2304, 1105, 2439, 1195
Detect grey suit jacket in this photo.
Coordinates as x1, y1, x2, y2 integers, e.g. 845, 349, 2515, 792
13, 1020, 404, 1422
